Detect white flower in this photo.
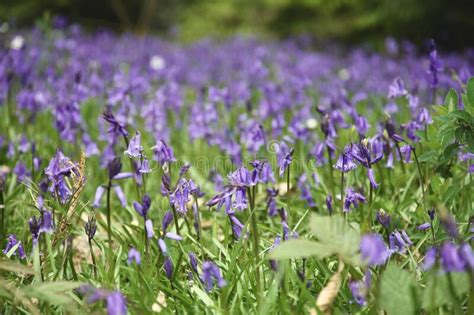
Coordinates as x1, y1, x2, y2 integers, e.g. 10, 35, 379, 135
10, 35, 24, 50
150, 55, 165, 71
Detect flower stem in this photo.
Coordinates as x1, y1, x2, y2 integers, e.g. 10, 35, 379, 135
171, 204, 181, 235
412, 146, 427, 212
340, 171, 345, 215
0, 191, 4, 241
106, 179, 112, 244
247, 187, 261, 307
89, 239, 97, 278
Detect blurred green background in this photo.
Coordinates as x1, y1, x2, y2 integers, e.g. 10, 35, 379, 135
2, 0, 474, 50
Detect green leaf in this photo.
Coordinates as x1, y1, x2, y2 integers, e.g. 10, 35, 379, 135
417, 150, 438, 163
269, 239, 332, 260
422, 272, 470, 310
443, 184, 462, 205
466, 77, 474, 110
379, 263, 418, 315
0, 259, 33, 274
443, 142, 460, 161
444, 88, 458, 112
309, 215, 361, 264
24, 281, 84, 306
448, 110, 473, 123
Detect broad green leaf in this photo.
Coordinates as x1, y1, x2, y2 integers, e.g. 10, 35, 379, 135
379, 263, 418, 315
309, 215, 361, 264
466, 77, 474, 111
422, 272, 470, 310
448, 110, 473, 123
417, 150, 438, 163
269, 239, 332, 260
444, 88, 458, 112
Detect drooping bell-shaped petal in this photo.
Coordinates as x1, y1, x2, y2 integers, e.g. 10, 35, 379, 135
127, 248, 141, 266
124, 131, 143, 158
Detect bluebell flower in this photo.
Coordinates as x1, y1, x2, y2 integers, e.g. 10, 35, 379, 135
3, 234, 26, 259
127, 248, 141, 266
133, 194, 151, 218
389, 230, 412, 253
201, 261, 226, 291
387, 77, 408, 99
152, 139, 175, 166
106, 291, 127, 315
164, 257, 173, 279
124, 131, 143, 158
360, 233, 389, 266
334, 144, 357, 172
344, 188, 367, 212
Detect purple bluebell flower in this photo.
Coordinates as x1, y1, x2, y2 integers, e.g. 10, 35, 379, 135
189, 252, 198, 273
152, 139, 175, 166
334, 145, 357, 172
278, 207, 291, 240
138, 158, 151, 173
423, 247, 437, 270
399, 145, 413, 163
164, 257, 173, 279
113, 185, 127, 207
106, 291, 127, 315
39, 210, 54, 234
349, 272, 371, 306
45, 150, 76, 202
201, 261, 226, 291
389, 230, 412, 253
360, 233, 389, 266
440, 242, 465, 272
127, 248, 141, 265
124, 131, 143, 158
133, 194, 151, 218
387, 77, 408, 99
158, 238, 167, 255
145, 219, 154, 239
228, 167, 256, 187
376, 210, 391, 230
13, 162, 30, 182
417, 108, 433, 125
344, 188, 367, 212
428, 209, 435, 221
103, 107, 128, 139
228, 213, 244, 239
170, 179, 191, 215
417, 223, 431, 230
459, 244, 474, 270
108, 158, 122, 180
165, 232, 183, 241
384, 120, 405, 143
3, 234, 26, 259
250, 160, 275, 184
350, 140, 383, 188
93, 186, 106, 208
427, 39, 442, 89
266, 188, 278, 217
162, 211, 174, 231
29, 216, 41, 246
326, 194, 333, 215
278, 146, 294, 177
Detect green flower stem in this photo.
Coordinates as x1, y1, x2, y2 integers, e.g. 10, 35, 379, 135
106, 179, 112, 244
247, 186, 261, 308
